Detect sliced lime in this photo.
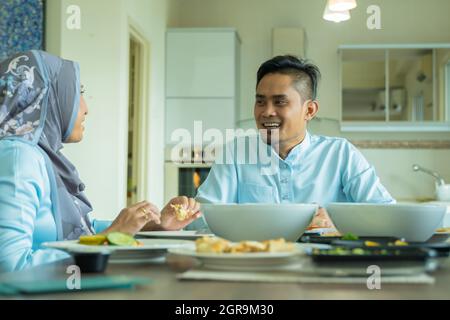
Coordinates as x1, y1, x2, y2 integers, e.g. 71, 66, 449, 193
106, 232, 137, 246
79, 235, 107, 246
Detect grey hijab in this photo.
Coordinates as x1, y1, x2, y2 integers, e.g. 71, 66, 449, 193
0, 50, 94, 240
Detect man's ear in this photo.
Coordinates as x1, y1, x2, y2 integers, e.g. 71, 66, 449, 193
305, 100, 319, 121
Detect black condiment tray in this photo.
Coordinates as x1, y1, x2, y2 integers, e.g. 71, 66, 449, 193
299, 235, 450, 258
309, 247, 436, 263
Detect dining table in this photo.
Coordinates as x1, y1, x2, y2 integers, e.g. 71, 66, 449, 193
1, 243, 450, 300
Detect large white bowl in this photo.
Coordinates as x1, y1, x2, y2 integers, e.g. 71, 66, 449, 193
201, 203, 318, 242
327, 203, 446, 242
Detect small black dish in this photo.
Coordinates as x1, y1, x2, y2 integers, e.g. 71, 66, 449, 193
70, 250, 111, 273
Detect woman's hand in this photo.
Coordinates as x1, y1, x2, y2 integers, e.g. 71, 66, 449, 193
307, 207, 337, 230
159, 196, 202, 231
103, 201, 161, 235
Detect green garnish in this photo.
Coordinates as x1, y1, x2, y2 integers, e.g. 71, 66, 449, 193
106, 232, 138, 246
342, 233, 359, 241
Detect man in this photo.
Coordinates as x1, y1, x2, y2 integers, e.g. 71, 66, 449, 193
190, 55, 394, 230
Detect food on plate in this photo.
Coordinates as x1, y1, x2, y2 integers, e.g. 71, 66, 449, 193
339, 234, 409, 247
195, 237, 295, 254
436, 227, 450, 233
107, 232, 139, 246
263, 238, 295, 252
312, 247, 398, 256
78, 232, 141, 247
391, 240, 408, 246
79, 234, 108, 245
196, 237, 231, 253
341, 233, 359, 241
170, 204, 192, 221
364, 241, 380, 247
363, 240, 409, 247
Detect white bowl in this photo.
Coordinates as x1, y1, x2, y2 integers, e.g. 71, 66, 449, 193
201, 203, 318, 242
327, 203, 446, 242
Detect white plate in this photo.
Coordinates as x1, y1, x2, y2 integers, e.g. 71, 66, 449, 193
137, 230, 215, 240
43, 239, 192, 262
168, 243, 330, 271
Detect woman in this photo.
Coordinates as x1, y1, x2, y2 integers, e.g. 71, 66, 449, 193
0, 50, 202, 273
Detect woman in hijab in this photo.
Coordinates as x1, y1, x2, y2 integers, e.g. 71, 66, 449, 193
0, 50, 202, 272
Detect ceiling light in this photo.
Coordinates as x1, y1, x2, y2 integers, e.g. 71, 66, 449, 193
323, 4, 351, 23
328, 0, 357, 11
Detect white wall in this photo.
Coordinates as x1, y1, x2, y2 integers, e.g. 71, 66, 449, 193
46, 0, 168, 220
168, 0, 450, 200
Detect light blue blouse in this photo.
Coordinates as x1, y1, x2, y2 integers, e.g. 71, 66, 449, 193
0, 139, 110, 273
190, 132, 395, 230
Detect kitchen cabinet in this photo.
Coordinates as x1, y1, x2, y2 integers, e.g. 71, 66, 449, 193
166, 98, 236, 144
339, 44, 450, 132
165, 28, 241, 145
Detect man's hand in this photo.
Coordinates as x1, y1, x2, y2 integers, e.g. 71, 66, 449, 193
144, 196, 202, 231
161, 196, 202, 231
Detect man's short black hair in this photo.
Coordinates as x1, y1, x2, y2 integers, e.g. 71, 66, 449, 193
256, 55, 321, 101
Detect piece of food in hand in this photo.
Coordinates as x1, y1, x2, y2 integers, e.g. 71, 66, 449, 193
196, 237, 231, 253
79, 234, 108, 246
170, 204, 192, 221
436, 227, 450, 233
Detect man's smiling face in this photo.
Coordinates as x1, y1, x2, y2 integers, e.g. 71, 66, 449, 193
254, 73, 309, 147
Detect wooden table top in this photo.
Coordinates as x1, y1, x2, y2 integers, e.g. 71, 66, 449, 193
2, 252, 450, 300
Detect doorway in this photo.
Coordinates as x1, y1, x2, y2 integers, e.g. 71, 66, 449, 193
127, 27, 150, 206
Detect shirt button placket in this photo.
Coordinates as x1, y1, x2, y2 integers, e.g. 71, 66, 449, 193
280, 163, 291, 203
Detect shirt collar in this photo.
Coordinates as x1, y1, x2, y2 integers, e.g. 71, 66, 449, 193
283, 131, 312, 163
257, 131, 312, 164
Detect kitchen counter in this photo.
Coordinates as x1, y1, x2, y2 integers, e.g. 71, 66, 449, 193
2, 254, 450, 300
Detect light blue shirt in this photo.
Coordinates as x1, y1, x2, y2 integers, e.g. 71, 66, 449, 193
191, 132, 394, 230
0, 139, 111, 273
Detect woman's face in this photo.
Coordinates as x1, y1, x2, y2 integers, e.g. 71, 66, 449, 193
66, 95, 88, 143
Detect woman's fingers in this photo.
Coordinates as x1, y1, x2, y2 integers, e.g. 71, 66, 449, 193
147, 209, 161, 224
129, 200, 149, 210
135, 201, 161, 224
